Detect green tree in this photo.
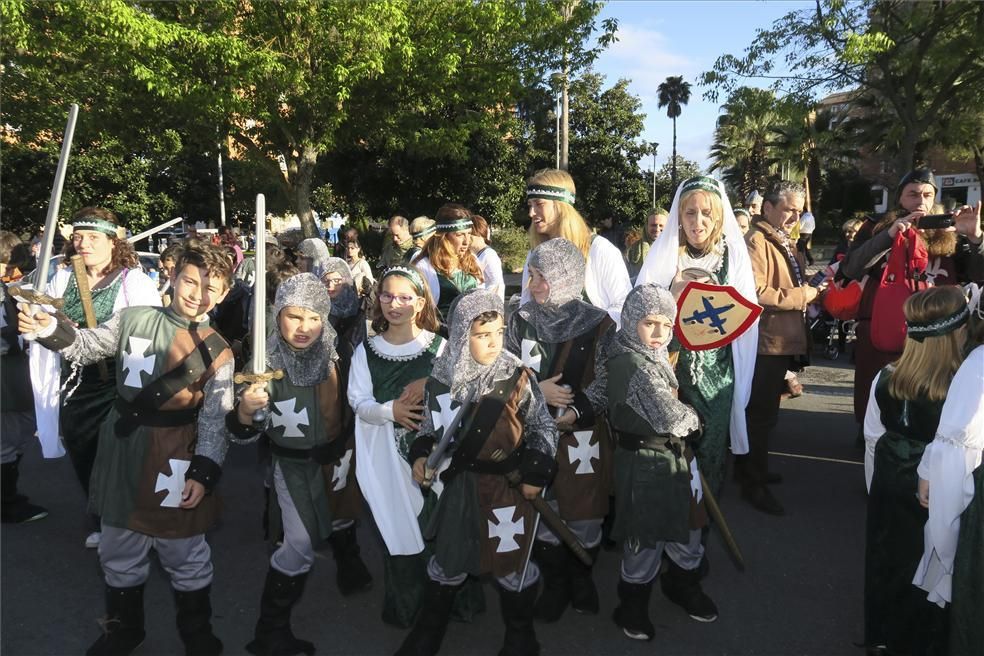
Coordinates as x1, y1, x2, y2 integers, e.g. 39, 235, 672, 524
654, 155, 703, 207
708, 87, 782, 201
657, 75, 692, 189
701, 0, 984, 177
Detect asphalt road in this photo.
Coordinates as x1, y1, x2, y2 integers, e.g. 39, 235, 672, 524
1, 349, 868, 656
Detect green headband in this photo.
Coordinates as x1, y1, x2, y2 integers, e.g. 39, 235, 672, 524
383, 266, 425, 295
906, 305, 968, 342
680, 176, 722, 198
435, 218, 473, 233
734, 208, 750, 217
526, 184, 576, 206
72, 216, 119, 237
412, 225, 437, 240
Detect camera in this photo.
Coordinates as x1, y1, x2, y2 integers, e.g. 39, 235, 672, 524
916, 213, 954, 230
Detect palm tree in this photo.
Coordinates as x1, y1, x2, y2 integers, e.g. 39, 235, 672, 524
657, 76, 692, 189
708, 87, 782, 201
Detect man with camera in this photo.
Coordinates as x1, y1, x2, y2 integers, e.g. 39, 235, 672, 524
841, 168, 984, 434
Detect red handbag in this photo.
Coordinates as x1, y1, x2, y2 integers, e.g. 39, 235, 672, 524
870, 228, 928, 352
823, 277, 864, 320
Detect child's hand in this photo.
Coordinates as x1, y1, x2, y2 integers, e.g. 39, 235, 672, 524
180, 480, 206, 509
520, 484, 542, 500
556, 409, 577, 430
412, 457, 428, 484
917, 478, 930, 509
393, 398, 424, 431
238, 382, 269, 424
17, 308, 52, 335
539, 374, 574, 408
399, 378, 426, 406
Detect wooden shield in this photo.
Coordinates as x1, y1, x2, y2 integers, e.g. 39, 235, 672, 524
675, 281, 762, 351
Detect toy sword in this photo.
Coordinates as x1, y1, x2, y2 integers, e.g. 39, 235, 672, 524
232, 194, 283, 421
12, 104, 78, 314
70, 255, 109, 381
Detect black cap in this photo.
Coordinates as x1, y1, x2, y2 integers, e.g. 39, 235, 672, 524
896, 168, 937, 199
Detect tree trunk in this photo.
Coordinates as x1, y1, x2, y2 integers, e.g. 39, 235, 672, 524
560, 64, 569, 171
287, 144, 320, 239
671, 117, 678, 190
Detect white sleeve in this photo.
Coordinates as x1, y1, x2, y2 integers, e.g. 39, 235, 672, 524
415, 258, 441, 308
862, 371, 886, 492
519, 253, 532, 306
585, 238, 631, 328
347, 343, 395, 425
115, 269, 163, 311
481, 249, 505, 302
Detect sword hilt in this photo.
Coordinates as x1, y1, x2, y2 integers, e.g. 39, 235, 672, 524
9, 284, 64, 309
233, 369, 285, 385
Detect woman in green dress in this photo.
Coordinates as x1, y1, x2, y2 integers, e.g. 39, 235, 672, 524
413, 204, 483, 326
635, 176, 759, 497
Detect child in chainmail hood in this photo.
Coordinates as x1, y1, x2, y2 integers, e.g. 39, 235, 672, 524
233, 272, 354, 656
399, 288, 558, 656
505, 237, 614, 621
607, 284, 719, 640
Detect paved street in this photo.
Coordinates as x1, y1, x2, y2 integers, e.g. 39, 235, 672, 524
2, 357, 866, 656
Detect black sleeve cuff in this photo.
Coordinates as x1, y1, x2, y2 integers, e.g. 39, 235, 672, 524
37, 318, 77, 352
186, 455, 222, 492
684, 411, 705, 444
408, 434, 436, 464
570, 391, 596, 430
519, 447, 557, 488
226, 408, 262, 441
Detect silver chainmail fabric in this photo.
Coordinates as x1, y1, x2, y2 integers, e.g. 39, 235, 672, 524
517, 238, 608, 342
425, 288, 557, 458
323, 256, 360, 319
608, 284, 699, 437
267, 272, 338, 386
297, 238, 332, 278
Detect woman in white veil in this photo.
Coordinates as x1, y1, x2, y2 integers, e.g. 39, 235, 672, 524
636, 176, 758, 496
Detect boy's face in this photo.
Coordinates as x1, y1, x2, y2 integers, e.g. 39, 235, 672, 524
636, 313, 674, 350
170, 264, 229, 321
278, 305, 324, 350
528, 267, 550, 304
468, 315, 504, 365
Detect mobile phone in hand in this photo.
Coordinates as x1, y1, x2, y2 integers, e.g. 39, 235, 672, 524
917, 214, 954, 230
808, 271, 827, 288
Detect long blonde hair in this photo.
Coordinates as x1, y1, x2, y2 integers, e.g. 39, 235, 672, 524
526, 169, 592, 259
677, 189, 725, 253
889, 286, 967, 402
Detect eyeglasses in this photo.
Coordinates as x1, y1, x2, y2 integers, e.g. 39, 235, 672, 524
323, 276, 345, 287
379, 292, 418, 306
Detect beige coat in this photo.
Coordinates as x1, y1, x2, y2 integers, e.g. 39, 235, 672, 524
745, 218, 810, 356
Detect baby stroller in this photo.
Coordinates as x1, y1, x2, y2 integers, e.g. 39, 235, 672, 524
809, 307, 856, 360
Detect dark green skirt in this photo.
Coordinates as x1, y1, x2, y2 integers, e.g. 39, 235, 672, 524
950, 463, 983, 656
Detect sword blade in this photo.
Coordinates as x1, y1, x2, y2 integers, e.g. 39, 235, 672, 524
699, 470, 745, 571
127, 217, 183, 244
35, 104, 79, 291
251, 194, 267, 376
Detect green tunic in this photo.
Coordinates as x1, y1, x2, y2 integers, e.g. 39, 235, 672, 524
266, 373, 335, 546
865, 367, 948, 654
436, 271, 478, 319
670, 248, 734, 497
607, 351, 703, 546
950, 463, 983, 656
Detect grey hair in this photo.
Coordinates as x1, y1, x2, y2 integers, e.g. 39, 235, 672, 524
409, 216, 434, 233
388, 215, 409, 228
763, 180, 806, 207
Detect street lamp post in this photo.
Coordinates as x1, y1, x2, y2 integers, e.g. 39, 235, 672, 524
650, 143, 659, 208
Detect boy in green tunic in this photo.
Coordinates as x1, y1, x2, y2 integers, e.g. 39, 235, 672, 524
19, 241, 236, 656
233, 273, 347, 656
606, 285, 717, 641
399, 289, 558, 656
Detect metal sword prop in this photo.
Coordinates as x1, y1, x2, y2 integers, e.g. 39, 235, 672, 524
517, 485, 546, 590
699, 470, 745, 571
69, 255, 109, 381
126, 216, 184, 245
420, 389, 478, 491
12, 104, 79, 315
232, 194, 283, 421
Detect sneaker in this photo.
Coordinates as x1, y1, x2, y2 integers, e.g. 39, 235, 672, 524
622, 627, 652, 641
0, 499, 48, 524
85, 531, 102, 549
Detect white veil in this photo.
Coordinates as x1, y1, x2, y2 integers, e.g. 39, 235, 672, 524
636, 177, 758, 455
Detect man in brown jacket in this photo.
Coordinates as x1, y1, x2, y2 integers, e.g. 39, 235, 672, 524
738, 180, 817, 515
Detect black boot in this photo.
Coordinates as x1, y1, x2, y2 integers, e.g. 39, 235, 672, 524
568, 545, 600, 615
174, 585, 223, 656
245, 569, 315, 656
327, 524, 373, 596
612, 579, 654, 641
1, 459, 47, 524
86, 584, 146, 656
395, 579, 460, 656
531, 541, 569, 623
659, 559, 718, 623
497, 584, 539, 656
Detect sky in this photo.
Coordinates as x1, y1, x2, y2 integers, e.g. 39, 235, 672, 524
589, 0, 813, 172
